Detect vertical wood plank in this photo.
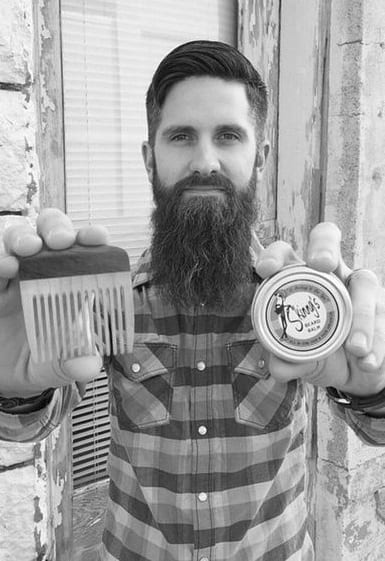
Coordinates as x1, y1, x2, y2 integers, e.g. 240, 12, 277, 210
33, 0, 66, 211
276, 0, 330, 254
33, 1, 72, 559
271, 0, 331, 546
238, 0, 280, 245
45, 419, 74, 561
316, 1, 385, 559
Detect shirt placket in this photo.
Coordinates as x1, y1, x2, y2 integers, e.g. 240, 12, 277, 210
192, 306, 214, 561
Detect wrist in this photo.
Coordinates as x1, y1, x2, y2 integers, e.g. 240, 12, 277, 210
326, 386, 385, 415
0, 388, 55, 414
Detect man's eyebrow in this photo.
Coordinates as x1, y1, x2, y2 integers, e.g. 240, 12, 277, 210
215, 124, 249, 136
160, 125, 196, 138
160, 124, 250, 137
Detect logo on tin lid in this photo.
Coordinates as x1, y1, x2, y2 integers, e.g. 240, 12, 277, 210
252, 265, 353, 362
265, 280, 339, 352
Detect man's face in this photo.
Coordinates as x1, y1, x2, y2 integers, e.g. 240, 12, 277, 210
143, 76, 268, 197
142, 75, 269, 309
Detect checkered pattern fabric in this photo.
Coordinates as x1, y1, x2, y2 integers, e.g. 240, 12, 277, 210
98, 251, 314, 560
1, 250, 385, 560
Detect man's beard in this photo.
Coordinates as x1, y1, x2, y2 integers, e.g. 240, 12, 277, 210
150, 168, 258, 310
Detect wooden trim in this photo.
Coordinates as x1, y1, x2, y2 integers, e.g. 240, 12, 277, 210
33, 1, 72, 559
276, 0, 330, 252
33, 0, 66, 211
238, 0, 280, 246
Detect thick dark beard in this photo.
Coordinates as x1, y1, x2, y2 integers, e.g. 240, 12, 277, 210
150, 170, 258, 311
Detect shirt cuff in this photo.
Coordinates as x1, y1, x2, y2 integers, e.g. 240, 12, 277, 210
326, 386, 385, 417
329, 400, 385, 446
0, 389, 55, 415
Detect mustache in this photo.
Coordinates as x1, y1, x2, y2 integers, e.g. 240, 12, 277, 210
173, 173, 235, 194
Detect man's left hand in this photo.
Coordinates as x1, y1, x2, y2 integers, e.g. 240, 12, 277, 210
252, 222, 385, 397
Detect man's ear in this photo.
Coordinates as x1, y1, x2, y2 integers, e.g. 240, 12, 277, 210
255, 140, 270, 182
142, 141, 154, 183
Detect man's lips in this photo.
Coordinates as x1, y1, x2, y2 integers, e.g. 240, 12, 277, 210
182, 185, 226, 196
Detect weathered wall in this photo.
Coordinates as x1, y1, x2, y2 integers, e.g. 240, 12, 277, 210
0, 1, 40, 559
0, 2, 60, 560
316, 0, 385, 559
238, 0, 279, 246
0, 0, 39, 211
240, 0, 385, 560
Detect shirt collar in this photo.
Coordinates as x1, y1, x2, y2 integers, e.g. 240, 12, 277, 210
132, 249, 153, 288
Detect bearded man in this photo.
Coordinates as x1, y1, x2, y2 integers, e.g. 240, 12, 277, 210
1, 41, 385, 561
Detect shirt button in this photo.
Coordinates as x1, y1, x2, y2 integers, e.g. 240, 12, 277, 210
198, 492, 208, 502
198, 425, 207, 436
197, 361, 206, 371
131, 363, 141, 373
258, 359, 265, 369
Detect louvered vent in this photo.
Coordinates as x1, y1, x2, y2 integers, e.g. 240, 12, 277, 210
71, 371, 110, 488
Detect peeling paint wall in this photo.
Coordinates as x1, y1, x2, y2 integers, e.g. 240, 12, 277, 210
0, 436, 61, 560
0, 442, 37, 559
317, 1, 385, 559
0, 1, 55, 560
238, 0, 280, 245
0, 0, 40, 212
240, 0, 385, 559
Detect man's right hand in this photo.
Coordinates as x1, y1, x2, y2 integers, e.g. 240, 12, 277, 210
0, 208, 109, 398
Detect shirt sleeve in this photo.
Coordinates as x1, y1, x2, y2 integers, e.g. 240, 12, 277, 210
329, 400, 385, 446
0, 381, 86, 443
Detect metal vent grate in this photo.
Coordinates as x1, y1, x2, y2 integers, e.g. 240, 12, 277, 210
71, 371, 110, 488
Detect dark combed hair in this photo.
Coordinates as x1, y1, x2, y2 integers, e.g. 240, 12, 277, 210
145, 40, 268, 145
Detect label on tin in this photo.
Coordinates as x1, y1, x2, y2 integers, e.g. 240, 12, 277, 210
264, 280, 340, 353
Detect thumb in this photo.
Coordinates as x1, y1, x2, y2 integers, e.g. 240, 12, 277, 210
267, 353, 318, 382
61, 355, 103, 383
254, 240, 304, 279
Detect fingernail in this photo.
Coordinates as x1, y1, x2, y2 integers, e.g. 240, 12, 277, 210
308, 250, 334, 269
256, 258, 281, 278
46, 228, 76, 250
349, 332, 368, 352
14, 234, 42, 257
361, 352, 378, 370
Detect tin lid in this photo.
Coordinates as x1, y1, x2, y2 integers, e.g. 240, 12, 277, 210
251, 265, 353, 363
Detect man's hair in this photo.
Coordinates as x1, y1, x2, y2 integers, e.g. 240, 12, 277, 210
145, 40, 268, 146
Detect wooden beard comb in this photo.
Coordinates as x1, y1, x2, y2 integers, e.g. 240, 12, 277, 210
18, 244, 134, 364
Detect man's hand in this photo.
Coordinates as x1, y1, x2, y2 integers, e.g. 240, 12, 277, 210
252, 222, 385, 397
0, 208, 109, 397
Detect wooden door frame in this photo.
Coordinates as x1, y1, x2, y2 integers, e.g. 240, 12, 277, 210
33, 1, 73, 558
238, 0, 332, 547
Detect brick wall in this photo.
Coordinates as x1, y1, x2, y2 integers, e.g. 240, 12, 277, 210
0, 2, 49, 560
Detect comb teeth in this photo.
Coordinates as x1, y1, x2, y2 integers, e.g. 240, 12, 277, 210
18, 245, 134, 364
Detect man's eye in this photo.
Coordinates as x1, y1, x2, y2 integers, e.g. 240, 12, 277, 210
171, 134, 190, 142
218, 132, 240, 142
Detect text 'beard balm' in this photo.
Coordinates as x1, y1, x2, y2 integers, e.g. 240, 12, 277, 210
251, 265, 353, 362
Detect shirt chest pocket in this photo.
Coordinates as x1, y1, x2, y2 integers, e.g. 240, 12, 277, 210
111, 342, 176, 431
227, 340, 298, 431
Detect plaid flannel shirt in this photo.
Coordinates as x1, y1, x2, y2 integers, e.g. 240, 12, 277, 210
1, 250, 385, 561
100, 251, 313, 561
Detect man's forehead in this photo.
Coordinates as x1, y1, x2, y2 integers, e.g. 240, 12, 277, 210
158, 76, 253, 126
163, 75, 248, 103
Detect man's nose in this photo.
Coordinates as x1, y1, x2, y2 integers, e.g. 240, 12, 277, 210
188, 141, 220, 175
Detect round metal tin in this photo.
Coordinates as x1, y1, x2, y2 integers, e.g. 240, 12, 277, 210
251, 265, 353, 362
